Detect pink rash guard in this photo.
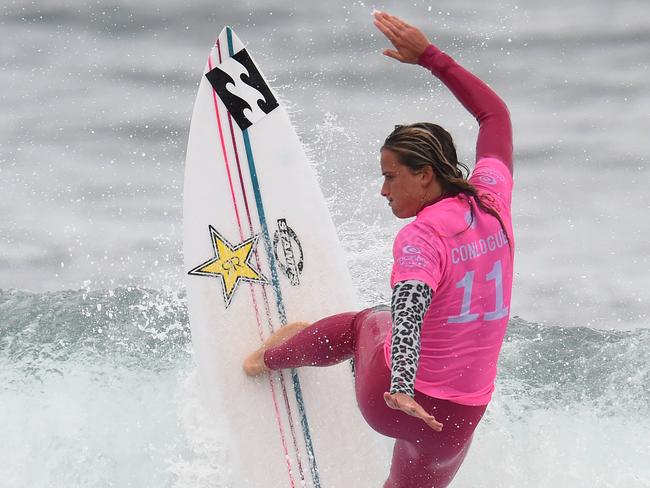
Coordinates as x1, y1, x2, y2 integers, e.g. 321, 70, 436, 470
384, 45, 514, 406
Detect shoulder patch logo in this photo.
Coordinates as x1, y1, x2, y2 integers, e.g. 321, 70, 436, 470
205, 48, 279, 130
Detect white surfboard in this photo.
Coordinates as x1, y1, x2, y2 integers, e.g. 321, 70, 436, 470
183, 27, 388, 487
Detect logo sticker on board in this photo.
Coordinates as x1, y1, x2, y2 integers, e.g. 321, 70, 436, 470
205, 48, 279, 130
188, 226, 269, 307
273, 219, 304, 286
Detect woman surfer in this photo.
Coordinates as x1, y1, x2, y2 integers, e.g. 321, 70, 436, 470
245, 11, 514, 488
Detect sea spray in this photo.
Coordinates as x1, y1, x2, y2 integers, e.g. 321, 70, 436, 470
1, 289, 648, 486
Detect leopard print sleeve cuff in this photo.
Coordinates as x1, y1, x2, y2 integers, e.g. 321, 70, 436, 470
389, 280, 433, 397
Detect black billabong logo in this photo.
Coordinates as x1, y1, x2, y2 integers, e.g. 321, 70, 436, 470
273, 219, 304, 286
205, 48, 279, 130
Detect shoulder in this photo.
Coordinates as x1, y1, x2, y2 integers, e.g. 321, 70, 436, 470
469, 157, 514, 210
392, 218, 446, 269
471, 157, 512, 185
391, 220, 445, 290
415, 196, 474, 236
394, 218, 441, 251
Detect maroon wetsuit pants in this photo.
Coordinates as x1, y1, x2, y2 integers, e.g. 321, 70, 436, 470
264, 307, 487, 488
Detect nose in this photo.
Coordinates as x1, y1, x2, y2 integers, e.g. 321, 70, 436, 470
381, 180, 389, 198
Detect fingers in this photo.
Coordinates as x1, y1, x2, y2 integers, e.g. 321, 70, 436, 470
373, 16, 398, 43
383, 49, 403, 61
374, 11, 410, 35
426, 416, 444, 432
384, 392, 444, 432
411, 403, 443, 431
381, 12, 405, 33
386, 13, 411, 30
374, 12, 400, 39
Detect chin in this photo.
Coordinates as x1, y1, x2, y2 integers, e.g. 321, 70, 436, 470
388, 201, 415, 219
393, 208, 414, 219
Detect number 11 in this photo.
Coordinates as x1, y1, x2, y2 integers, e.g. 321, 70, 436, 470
447, 260, 508, 324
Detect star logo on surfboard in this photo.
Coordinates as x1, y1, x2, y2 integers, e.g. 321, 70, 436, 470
188, 226, 268, 307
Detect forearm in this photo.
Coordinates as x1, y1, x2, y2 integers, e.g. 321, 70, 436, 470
389, 280, 433, 397
419, 44, 513, 172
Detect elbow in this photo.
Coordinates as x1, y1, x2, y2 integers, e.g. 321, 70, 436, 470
476, 98, 511, 128
495, 99, 511, 124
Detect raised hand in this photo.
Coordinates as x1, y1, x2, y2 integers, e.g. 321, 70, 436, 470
373, 11, 431, 64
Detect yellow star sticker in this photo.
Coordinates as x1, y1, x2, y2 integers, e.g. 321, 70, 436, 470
188, 226, 268, 307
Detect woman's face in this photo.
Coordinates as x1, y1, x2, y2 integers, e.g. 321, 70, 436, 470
380, 148, 431, 218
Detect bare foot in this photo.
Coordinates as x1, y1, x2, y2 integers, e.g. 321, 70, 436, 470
243, 322, 310, 377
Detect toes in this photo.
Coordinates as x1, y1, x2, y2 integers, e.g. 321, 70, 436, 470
243, 350, 266, 376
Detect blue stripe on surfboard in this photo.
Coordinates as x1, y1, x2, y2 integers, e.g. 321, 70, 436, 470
242, 129, 321, 487
240, 131, 287, 321
226, 26, 234, 59
226, 26, 322, 488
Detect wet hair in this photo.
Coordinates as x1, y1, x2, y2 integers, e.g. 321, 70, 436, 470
382, 122, 510, 247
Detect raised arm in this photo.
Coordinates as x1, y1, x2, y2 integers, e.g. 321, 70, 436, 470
373, 11, 513, 174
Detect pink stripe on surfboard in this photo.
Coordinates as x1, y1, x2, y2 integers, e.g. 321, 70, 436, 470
208, 47, 297, 488
215, 38, 309, 486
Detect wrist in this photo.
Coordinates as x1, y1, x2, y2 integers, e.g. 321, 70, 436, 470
389, 380, 415, 398
418, 44, 442, 67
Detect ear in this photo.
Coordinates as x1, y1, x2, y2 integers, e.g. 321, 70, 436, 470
420, 165, 436, 187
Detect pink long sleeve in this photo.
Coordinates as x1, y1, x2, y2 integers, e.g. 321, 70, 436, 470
418, 45, 513, 174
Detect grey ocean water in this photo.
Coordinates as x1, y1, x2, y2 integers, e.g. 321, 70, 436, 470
1, 0, 649, 486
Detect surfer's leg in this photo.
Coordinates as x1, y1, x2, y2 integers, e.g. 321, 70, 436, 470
383, 432, 475, 488
261, 311, 362, 370
382, 398, 485, 487
351, 307, 398, 430
379, 398, 486, 487
350, 308, 487, 487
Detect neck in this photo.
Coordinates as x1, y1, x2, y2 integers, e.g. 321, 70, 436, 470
419, 190, 446, 212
